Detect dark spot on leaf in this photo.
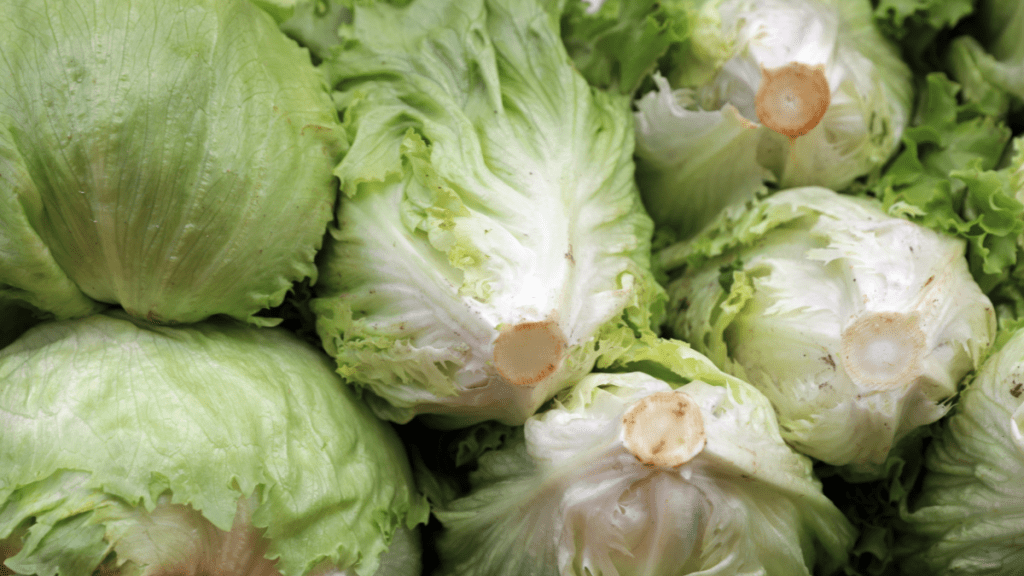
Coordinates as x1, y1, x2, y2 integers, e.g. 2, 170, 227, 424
651, 439, 667, 455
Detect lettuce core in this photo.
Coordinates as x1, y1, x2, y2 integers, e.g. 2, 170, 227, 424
492, 320, 567, 388
621, 390, 707, 468
840, 312, 926, 390
755, 62, 831, 139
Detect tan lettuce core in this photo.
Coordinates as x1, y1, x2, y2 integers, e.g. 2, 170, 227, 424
492, 320, 567, 388
622, 390, 706, 468
755, 62, 831, 138
841, 312, 926, 390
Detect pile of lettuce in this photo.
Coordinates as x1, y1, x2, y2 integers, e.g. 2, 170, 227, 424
2, 0, 1024, 575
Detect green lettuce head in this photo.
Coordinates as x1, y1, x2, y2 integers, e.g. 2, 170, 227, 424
660, 187, 996, 475
0, 313, 428, 576
0, 0, 344, 325
310, 0, 664, 427
898, 326, 1024, 574
633, 0, 913, 238
429, 338, 855, 576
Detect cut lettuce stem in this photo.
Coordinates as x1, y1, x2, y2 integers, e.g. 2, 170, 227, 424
620, 390, 707, 468
840, 312, 927, 390
491, 319, 568, 388
755, 62, 832, 139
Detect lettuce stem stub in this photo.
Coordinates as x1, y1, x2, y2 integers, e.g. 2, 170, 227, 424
755, 62, 831, 139
620, 390, 706, 468
492, 320, 567, 388
841, 312, 926, 390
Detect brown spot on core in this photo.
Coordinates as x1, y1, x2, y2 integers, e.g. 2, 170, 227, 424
755, 62, 830, 139
841, 312, 926, 390
492, 320, 566, 388
621, 390, 706, 468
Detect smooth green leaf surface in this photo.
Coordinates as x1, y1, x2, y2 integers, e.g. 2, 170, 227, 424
0, 0, 344, 325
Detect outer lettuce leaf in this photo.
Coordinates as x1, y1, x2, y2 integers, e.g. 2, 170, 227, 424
873, 0, 976, 67
633, 76, 774, 240
947, 0, 1024, 117
659, 187, 996, 473
555, 0, 691, 95
311, 0, 664, 426
633, 0, 912, 236
0, 0, 344, 325
278, 0, 355, 62
874, 0, 975, 35
987, 137, 1024, 324
898, 326, 1024, 574
0, 126, 105, 320
248, 0, 299, 22
430, 342, 855, 576
873, 73, 1022, 294
0, 313, 428, 576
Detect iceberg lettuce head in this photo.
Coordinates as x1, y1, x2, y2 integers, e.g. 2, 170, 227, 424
428, 338, 855, 576
660, 187, 995, 474
0, 313, 428, 576
899, 326, 1024, 574
310, 0, 664, 426
633, 0, 913, 237
0, 0, 344, 325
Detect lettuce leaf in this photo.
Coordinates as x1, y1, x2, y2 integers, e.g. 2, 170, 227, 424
0, 313, 428, 576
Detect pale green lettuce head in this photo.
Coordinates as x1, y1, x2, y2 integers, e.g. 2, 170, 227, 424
660, 187, 996, 474
430, 337, 855, 576
0, 313, 428, 576
310, 0, 665, 427
0, 0, 344, 325
633, 0, 913, 237
899, 326, 1024, 574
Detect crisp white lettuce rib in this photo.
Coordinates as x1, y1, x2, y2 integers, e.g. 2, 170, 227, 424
312, 0, 662, 426
634, 0, 912, 236
432, 356, 855, 576
0, 313, 428, 576
900, 328, 1024, 574
662, 187, 996, 474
